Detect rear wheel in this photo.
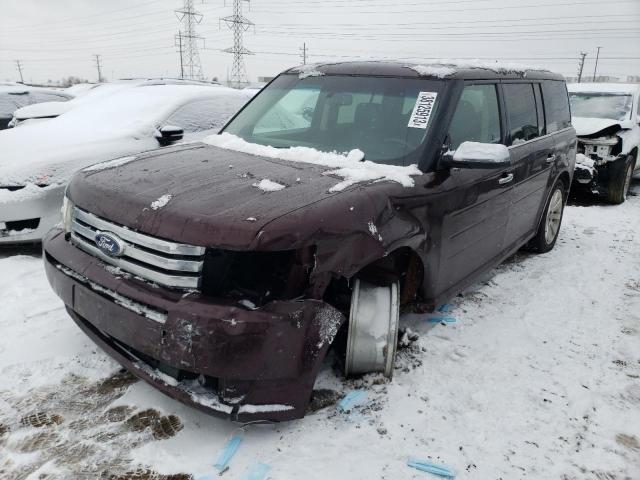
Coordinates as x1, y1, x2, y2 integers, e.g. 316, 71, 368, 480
344, 279, 400, 379
528, 180, 566, 253
606, 154, 634, 204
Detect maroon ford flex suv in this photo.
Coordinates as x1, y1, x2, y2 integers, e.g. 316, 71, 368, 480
44, 61, 576, 421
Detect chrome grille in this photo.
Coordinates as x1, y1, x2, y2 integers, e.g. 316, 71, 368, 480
70, 207, 205, 289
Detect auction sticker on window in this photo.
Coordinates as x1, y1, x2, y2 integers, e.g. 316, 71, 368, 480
408, 91, 437, 129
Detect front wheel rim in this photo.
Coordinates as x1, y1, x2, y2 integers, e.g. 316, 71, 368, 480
544, 188, 563, 245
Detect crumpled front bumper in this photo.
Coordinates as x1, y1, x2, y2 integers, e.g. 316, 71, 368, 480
0, 184, 65, 244
43, 228, 345, 422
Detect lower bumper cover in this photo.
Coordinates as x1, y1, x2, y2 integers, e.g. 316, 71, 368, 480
44, 228, 345, 422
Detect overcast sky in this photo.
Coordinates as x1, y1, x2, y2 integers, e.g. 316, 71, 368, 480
1, 0, 638, 85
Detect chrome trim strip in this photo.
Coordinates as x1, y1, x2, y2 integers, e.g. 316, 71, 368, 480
71, 233, 200, 289
74, 207, 205, 256
72, 220, 203, 273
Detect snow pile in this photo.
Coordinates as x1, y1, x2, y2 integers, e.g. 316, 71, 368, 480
150, 194, 172, 210
452, 141, 510, 163
252, 179, 286, 192
84, 155, 138, 172
291, 64, 325, 79
204, 133, 423, 192
407, 65, 456, 78
575, 153, 596, 175
409, 59, 548, 76
238, 404, 294, 414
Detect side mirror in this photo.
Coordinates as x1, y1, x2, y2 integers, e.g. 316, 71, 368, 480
441, 141, 511, 169
155, 125, 184, 146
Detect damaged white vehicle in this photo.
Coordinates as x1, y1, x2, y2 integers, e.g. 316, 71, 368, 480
0, 84, 253, 244
569, 83, 640, 204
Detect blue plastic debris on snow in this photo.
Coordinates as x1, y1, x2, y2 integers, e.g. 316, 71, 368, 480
437, 304, 454, 313
214, 435, 243, 473
337, 390, 368, 412
241, 462, 271, 480
427, 316, 456, 323
407, 458, 456, 478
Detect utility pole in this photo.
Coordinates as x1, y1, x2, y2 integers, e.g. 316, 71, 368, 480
300, 42, 308, 65
175, 0, 205, 80
15, 60, 24, 83
176, 30, 185, 78
221, 0, 254, 88
94, 54, 103, 83
593, 46, 602, 82
577, 52, 587, 82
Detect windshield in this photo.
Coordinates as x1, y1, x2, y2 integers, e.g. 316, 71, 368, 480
569, 92, 633, 122
222, 74, 443, 166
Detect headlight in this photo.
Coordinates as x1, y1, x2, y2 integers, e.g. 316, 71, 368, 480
61, 196, 75, 233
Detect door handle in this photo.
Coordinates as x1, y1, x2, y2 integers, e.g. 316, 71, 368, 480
546, 154, 556, 164
498, 173, 514, 185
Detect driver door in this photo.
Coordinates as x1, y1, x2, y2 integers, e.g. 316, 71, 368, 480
436, 82, 514, 295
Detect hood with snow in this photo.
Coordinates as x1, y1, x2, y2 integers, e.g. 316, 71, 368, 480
66, 137, 428, 284
572, 116, 629, 137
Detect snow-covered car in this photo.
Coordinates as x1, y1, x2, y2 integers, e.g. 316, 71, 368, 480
0, 85, 72, 129
0, 84, 253, 243
569, 83, 640, 204
43, 61, 575, 421
8, 78, 222, 128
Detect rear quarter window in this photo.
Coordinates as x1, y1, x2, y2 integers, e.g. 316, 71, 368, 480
542, 81, 571, 133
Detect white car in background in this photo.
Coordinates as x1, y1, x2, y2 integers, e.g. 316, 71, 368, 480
9, 78, 220, 128
569, 83, 640, 204
0, 85, 73, 130
0, 83, 253, 244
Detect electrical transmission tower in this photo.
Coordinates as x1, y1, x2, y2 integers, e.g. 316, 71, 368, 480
577, 52, 587, 83
94, 54, 103, 82
175, 0, 205, 80
300, 43, 308, 65
221, 0, 254, 88
15, 60, 24, 83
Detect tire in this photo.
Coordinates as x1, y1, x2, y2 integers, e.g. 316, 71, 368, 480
528, 180, 566, 254
606, 154, 635, 205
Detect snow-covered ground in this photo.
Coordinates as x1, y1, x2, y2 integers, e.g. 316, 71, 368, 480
1, 184, 639, 480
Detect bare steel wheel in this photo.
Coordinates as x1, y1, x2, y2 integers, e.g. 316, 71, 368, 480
544, 188, 563, 245
344, 279, 400, 378
528, 180, 566, 254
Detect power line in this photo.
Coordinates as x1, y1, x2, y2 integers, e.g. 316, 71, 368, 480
175, 0, 205, 80
221, 0, 254, 88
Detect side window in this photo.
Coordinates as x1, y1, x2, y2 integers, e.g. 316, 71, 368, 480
254, 87, 320, 134
448, 84, 501, 150
503, 83, 539, 144
166, 98, 246, 133
542, 81, 571, 133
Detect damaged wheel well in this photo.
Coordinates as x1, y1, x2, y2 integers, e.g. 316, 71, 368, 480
323, 247, 424, 311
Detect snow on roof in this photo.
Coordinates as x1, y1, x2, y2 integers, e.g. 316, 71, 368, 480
568, 83, 640, 94
408, 59, 549, 76
0, 85, 251, 185
203, 132, 422, 192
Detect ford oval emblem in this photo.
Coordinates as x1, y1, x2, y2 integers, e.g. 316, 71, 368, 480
94, 231, 126, 257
